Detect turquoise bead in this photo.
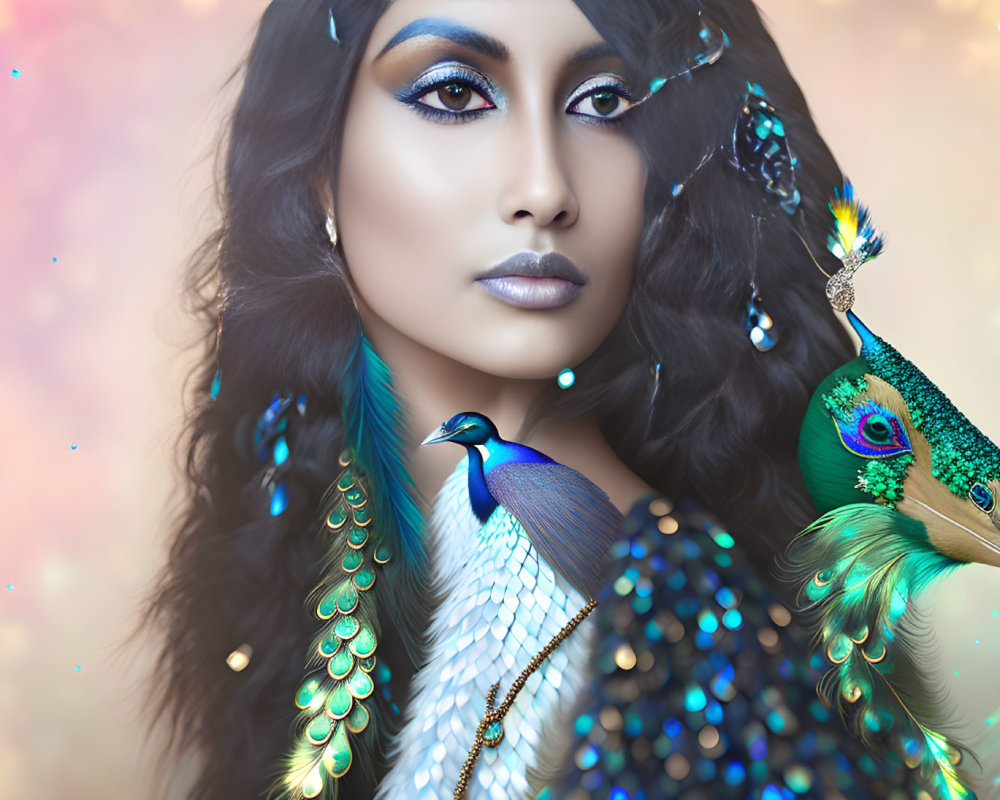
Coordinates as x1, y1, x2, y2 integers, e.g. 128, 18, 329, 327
483, 720, 504, 748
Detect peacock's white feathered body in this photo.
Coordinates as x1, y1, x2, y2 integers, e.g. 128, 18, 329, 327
376, 457, 595, 800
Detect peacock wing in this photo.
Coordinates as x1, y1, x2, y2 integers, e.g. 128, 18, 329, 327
484, 461, 623, 599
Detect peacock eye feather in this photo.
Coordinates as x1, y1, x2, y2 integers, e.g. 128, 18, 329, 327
834, 402, 912, 460
969, 482, 996, 514
862, 414, 893, 445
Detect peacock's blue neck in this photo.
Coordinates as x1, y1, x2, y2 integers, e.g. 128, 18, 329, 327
463, 435, 554, 523
463, 444, 498, 523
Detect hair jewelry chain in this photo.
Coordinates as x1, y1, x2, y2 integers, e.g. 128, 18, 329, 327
454, 597, 598, 799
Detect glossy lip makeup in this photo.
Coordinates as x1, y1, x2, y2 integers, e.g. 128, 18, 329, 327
474, 251, 588, 310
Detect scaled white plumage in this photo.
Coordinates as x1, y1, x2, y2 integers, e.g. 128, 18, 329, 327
376, 457, 596, 800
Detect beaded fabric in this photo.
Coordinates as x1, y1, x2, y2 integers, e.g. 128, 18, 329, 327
548, 496, 924, 799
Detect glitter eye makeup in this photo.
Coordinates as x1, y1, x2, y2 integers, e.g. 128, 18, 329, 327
397, 62, 635, 125
566, 74, 634, 122
396, 61, 503, 123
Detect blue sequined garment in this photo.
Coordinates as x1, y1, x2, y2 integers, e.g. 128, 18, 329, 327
548, 495, 920, 799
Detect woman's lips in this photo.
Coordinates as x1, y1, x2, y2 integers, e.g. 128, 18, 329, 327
474, 251, 587, 310
475, 276, 583, 309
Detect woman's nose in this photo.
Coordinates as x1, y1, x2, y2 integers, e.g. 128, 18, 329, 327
498, 109, 580, 229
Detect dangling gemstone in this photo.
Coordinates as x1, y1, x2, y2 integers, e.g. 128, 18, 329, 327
210, 367, 221, 401
483, 720, 504, 748
270, 482, 289, 516
273, 436, 289, 466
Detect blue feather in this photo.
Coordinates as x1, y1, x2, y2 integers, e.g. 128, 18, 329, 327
340, 333, 427, 657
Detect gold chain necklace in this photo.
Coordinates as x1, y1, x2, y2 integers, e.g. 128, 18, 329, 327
453, 597, 598, 799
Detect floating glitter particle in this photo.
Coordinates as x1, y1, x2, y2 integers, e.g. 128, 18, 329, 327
6, 584, 12, 590
75, 665, 82, 672
993, 610, 998, 617
52, 257, 57, 262
975, 638, 981, 645
953, 669, 961, 676
71, 444, 77, 450
227, 643, 254, 672
12, 68, 20, 78
557, 368, 575, 389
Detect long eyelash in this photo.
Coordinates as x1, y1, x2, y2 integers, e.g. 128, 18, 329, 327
395, 62, 500, 124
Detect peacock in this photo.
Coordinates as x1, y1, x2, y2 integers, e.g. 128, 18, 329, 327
421, 411, 624, 598
372, 412, 624, 799
784, 183, 1000, 799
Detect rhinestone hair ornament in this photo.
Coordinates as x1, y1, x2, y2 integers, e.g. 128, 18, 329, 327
732, 83, 801, 215
629, 10, 730, 108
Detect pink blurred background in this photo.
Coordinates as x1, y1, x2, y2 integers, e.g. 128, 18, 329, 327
1, 0, 998, 796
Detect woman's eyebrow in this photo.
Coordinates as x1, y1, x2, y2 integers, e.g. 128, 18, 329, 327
565, 42, 619, 67
375, 18, 510, 62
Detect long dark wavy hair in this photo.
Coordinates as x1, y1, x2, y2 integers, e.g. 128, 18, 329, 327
145, 1, 854, 797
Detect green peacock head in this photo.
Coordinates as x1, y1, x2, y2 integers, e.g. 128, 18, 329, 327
798, 310, 1000, 567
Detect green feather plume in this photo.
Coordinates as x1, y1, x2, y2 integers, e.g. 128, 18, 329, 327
275, 458, 390, 800
783, 504, 974, 799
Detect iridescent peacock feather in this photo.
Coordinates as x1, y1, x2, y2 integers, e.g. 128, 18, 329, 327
278, 454, 390, 799
276, 333, 426, 799
786, 185, 1000, 798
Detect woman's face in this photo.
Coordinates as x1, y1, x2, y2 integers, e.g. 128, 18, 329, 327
336, 0, 646, 379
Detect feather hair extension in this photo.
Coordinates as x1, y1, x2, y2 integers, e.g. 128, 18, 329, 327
782, 504, 975, 799
275, 333, 427, 799
339, 332, 427, 659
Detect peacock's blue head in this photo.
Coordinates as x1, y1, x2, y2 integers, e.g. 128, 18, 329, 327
421, 411, 500, 447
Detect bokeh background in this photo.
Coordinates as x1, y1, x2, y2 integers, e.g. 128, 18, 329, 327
1, 0, 999, 797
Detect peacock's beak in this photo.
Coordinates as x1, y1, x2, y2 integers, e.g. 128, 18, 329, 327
421, 425, 452, 446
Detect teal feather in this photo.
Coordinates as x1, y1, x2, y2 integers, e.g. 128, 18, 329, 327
782, 504, 974, 798
339, 332, 427, 658
276, 333, 427, 799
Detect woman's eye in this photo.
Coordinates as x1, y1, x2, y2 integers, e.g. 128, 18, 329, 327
417, 80, 494, 114
568, 88, 633, 121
